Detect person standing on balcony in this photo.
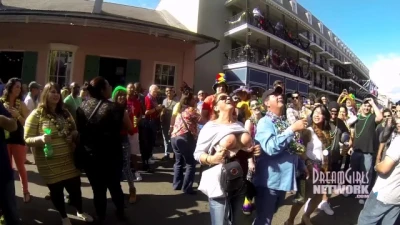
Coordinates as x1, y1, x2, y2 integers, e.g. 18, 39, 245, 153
201, 73, 228, 122
349, 97, 383, 205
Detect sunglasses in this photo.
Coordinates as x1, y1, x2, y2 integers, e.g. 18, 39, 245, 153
250, 103, 260, 108
165, 90, 173, 93
384, 115, 391, 118
292, 96, 299, 99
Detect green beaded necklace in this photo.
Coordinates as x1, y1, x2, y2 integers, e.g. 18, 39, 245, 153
355, 114, 371, 139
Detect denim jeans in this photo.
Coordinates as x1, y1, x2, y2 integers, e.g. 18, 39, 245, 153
171, 133, 196, 193
350, 151, 374, 192
161, 126, 172, 156
253, 187, 286, 225
0, 179, 20, 225
358, 192, 400, 225
208, 191, 251, 225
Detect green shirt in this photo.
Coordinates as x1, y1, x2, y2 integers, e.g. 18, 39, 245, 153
63, 95, 82, 122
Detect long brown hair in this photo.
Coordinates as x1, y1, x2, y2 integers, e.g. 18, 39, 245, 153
38, 82, 67, 117
310, 105, 332, 148
2, 78, 23, 101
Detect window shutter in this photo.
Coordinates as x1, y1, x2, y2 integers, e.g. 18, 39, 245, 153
126, 59, 141, 83
83, 55, 100, 82
21, 51, 38, 83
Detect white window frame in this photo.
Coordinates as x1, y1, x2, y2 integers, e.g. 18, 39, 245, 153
305, 12, 312, 25
152, 61, 177, 93
46, 43, 78, 85
328, 31, 333, 42
290, 0, 298, 14
318, 22, 324, 34
275, 0, 283, 4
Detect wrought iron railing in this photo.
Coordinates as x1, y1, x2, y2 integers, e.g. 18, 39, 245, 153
224, 46, 310, 79
226, 10, 310, 51
313, 80, 323, 88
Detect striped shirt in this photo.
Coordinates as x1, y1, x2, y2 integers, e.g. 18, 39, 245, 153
24, 109, 80, 184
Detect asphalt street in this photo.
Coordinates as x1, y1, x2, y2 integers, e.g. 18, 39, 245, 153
13, 150, 363, 225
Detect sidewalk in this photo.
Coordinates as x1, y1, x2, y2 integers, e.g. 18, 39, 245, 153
12, 153, 362, 225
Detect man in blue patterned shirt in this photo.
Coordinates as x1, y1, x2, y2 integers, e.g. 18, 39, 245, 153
253, 86, 307, 225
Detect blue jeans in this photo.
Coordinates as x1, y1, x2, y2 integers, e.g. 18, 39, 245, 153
350, 151, 374, 192
0, 179, 20, 224
161, 126, 172, 156
253, 187, 286, 225
171, 133, 196, 193
358, 192, 400, 225
209, 192, 251, 225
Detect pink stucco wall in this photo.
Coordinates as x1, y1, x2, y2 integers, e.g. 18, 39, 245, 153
0, 23, 196, 90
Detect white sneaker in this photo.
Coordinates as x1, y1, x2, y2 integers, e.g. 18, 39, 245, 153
318, 201, 334, 215
77, 212, 94, 222
62, 218, 72, 225
303, 198, 311, 212
148, 159, 155, 164
135, 172, 142, 181
359, 199, 365, 205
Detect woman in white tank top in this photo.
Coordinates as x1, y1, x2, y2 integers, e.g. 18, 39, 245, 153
285, 105, 333, 225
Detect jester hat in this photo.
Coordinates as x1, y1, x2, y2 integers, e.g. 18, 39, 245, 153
212, 73, 228, 91
112, 86, 127, 101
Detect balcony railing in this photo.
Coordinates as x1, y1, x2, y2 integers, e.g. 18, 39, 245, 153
226, 10, 310, 51
313, 80, 323, 88
224, 46, 309, 79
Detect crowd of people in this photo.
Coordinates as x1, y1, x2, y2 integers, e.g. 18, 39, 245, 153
0, 73, 399, 225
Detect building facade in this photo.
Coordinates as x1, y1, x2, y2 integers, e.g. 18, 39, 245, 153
158, 0, 378, 101
0, 0, 217, 93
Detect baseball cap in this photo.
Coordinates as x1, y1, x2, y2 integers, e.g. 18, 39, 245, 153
28, 81, 41, 90
261, 86, 283, 103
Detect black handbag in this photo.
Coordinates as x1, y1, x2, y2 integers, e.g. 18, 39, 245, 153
220, 159, 244, 195
74, 100, 103, 169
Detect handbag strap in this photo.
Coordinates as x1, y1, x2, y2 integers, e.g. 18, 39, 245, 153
180, 111, 191, 133
86, 100, 103, 125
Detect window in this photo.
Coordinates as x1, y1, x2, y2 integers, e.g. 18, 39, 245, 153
328, 31, 333, 42
46, 44, 77, 87
305, 12, 312, 25
290, 0, 297, 14
318, 22, 324, 34
48, 51, 73, 87
154, 63, 176, 93
274, 0, 283, 4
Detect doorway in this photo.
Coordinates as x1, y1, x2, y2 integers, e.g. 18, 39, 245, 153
99, 57, 127, 89
0, 51, 24, 83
